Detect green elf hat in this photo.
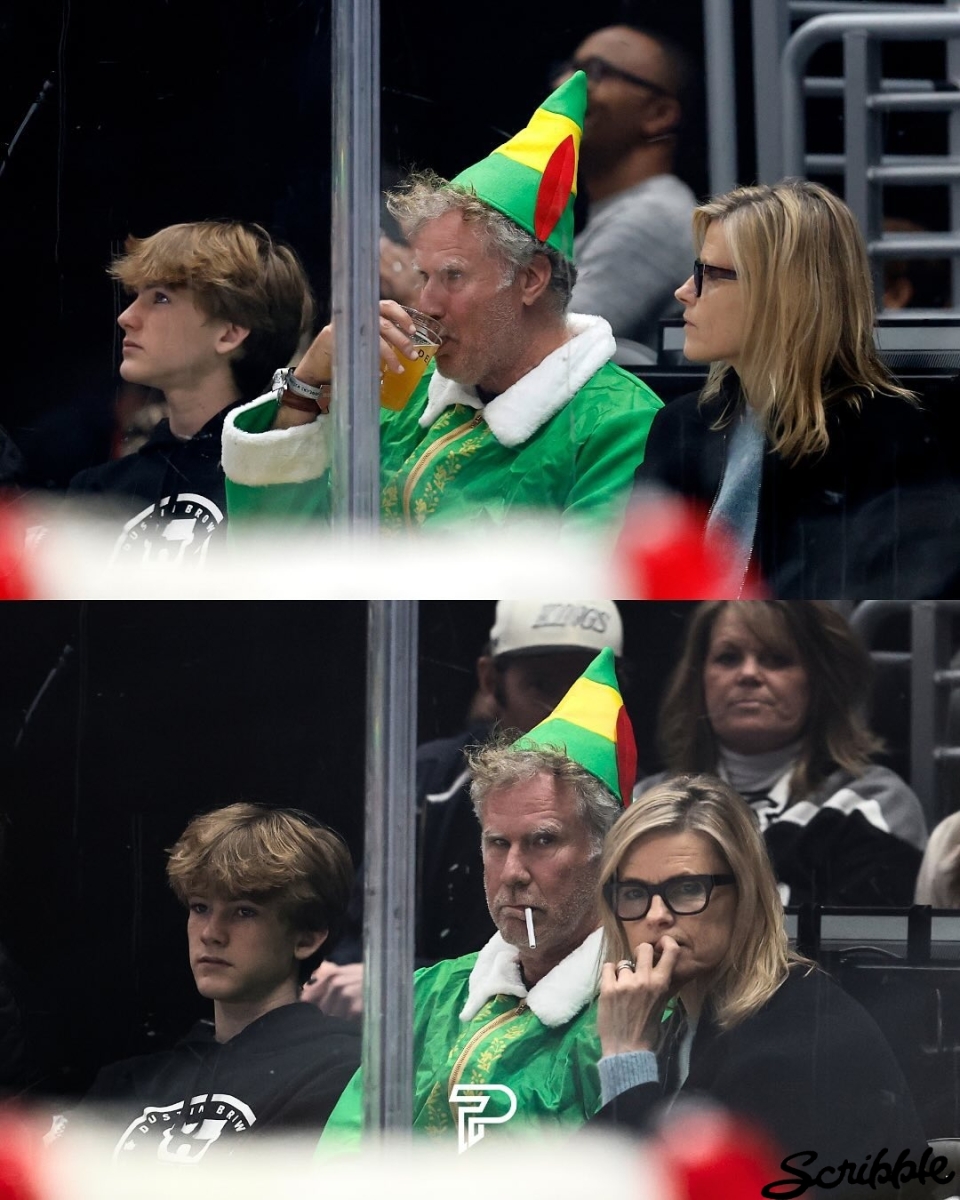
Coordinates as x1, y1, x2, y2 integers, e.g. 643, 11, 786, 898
512, 646, 637, 807
449, 71, 587, 261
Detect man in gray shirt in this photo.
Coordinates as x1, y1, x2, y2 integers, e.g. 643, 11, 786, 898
556, 25, 696, 362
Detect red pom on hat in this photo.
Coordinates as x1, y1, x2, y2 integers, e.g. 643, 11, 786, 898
534, 135, 576, 243
615, 705, 638, 808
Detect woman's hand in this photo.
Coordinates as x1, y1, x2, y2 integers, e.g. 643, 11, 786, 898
597, 935, 680, 1056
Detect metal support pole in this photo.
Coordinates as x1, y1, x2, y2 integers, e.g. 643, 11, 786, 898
704, 0, 739, 194
362, 601, 418, 1135
331, 0, 381, 526
948, 31, 960, 307
753, 0, 791, 182
843, 29, 883, 303
911, 601, 949, 830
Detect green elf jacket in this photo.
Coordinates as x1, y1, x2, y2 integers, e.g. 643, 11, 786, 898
221, 316, 661, 530
318, 928, 603, 1151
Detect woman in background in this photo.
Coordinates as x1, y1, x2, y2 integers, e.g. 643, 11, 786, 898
638, 601, 927, 906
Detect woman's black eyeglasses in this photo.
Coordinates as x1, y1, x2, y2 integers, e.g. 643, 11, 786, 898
693, 259, 739, 297
554, 56, 674, 98
604, 874, 736, 920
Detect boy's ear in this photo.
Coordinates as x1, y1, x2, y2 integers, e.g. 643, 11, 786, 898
215, 322, 251, 357
294, 929, 327, 960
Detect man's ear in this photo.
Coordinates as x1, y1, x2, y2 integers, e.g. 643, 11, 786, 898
294, 928, 327, 960
641, 96, 682, 141
476, 655, 498, 699
215, 322, 251, 357
518, 253, 554, 308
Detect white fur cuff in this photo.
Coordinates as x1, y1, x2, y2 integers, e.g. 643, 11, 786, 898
221, 394, 332, 487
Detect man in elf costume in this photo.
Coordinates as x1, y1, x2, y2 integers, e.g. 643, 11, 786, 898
221, 74, 662, 530
319, 647, 637, 1147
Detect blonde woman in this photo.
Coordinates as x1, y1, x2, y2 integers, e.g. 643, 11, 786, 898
589, 776, 928, 1184
633, 179, 944, 598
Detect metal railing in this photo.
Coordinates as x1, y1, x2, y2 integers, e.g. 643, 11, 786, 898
850, 600, 960, 828
754, 2, 960, 309
753, 1, 960, 182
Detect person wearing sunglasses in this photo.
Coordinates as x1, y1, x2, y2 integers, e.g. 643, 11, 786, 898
589, 775, 929, 1192
632, 179, 951, 599
552, 25, 695, 364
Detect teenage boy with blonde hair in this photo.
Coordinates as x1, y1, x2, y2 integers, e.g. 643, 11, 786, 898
49, 804, 359, 1162
70, 221, 314, 565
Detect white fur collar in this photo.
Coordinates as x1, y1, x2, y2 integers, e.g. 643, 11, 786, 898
459, 927, 603, 1028
419, 314, 615, 448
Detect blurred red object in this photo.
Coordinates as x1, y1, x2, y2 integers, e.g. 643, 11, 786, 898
614, 492, 767, 599
0, 1113, 44, 1200
656, 1105, 783, 1200
0, 504, 34, 600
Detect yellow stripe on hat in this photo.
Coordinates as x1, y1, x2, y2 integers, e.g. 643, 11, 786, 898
546, 677, 620, 742
494, 108, 580, 196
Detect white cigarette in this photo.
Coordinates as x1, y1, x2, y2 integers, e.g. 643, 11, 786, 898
525, 906, 536, 948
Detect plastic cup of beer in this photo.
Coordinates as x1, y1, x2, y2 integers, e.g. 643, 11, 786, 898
380, 307, 444, 411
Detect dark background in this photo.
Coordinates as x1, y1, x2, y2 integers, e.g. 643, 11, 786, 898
0, 599, 695, 1101
4, 0, 950, 488
3, 0, 711, 483
3, 0, 949, 485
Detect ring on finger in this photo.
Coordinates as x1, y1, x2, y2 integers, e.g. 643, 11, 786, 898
615, 959, 636, 976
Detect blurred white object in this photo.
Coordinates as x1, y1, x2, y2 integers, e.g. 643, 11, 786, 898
20, 501, 621, 599
35, 1119, 669, 1200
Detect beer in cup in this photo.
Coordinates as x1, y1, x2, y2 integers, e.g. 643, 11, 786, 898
380, 307, 443, 411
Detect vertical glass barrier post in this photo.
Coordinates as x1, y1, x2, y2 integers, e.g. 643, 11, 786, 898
331, 0, 381, 526
362, 601, 418, 1136
704, 0, 739, 195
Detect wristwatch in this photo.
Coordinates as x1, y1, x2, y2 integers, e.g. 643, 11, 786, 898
272, 366, 331, 413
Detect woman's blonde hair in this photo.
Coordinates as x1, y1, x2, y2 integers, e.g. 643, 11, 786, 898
599, 774, 806, 1029
658, 601, 881, 799
694, 179, 915, 464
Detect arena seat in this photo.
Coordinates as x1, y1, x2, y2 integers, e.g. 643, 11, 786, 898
630, 317, 960, 440
787, 905, 960, 1140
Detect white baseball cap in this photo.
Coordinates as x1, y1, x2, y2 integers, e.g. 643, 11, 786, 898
488, 601, 623, 659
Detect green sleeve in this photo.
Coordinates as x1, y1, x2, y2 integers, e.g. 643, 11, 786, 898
224, 475, 332, 527
223, 395, 333, 529
314, 1064, 364, 1155
564, 378, 662, 526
